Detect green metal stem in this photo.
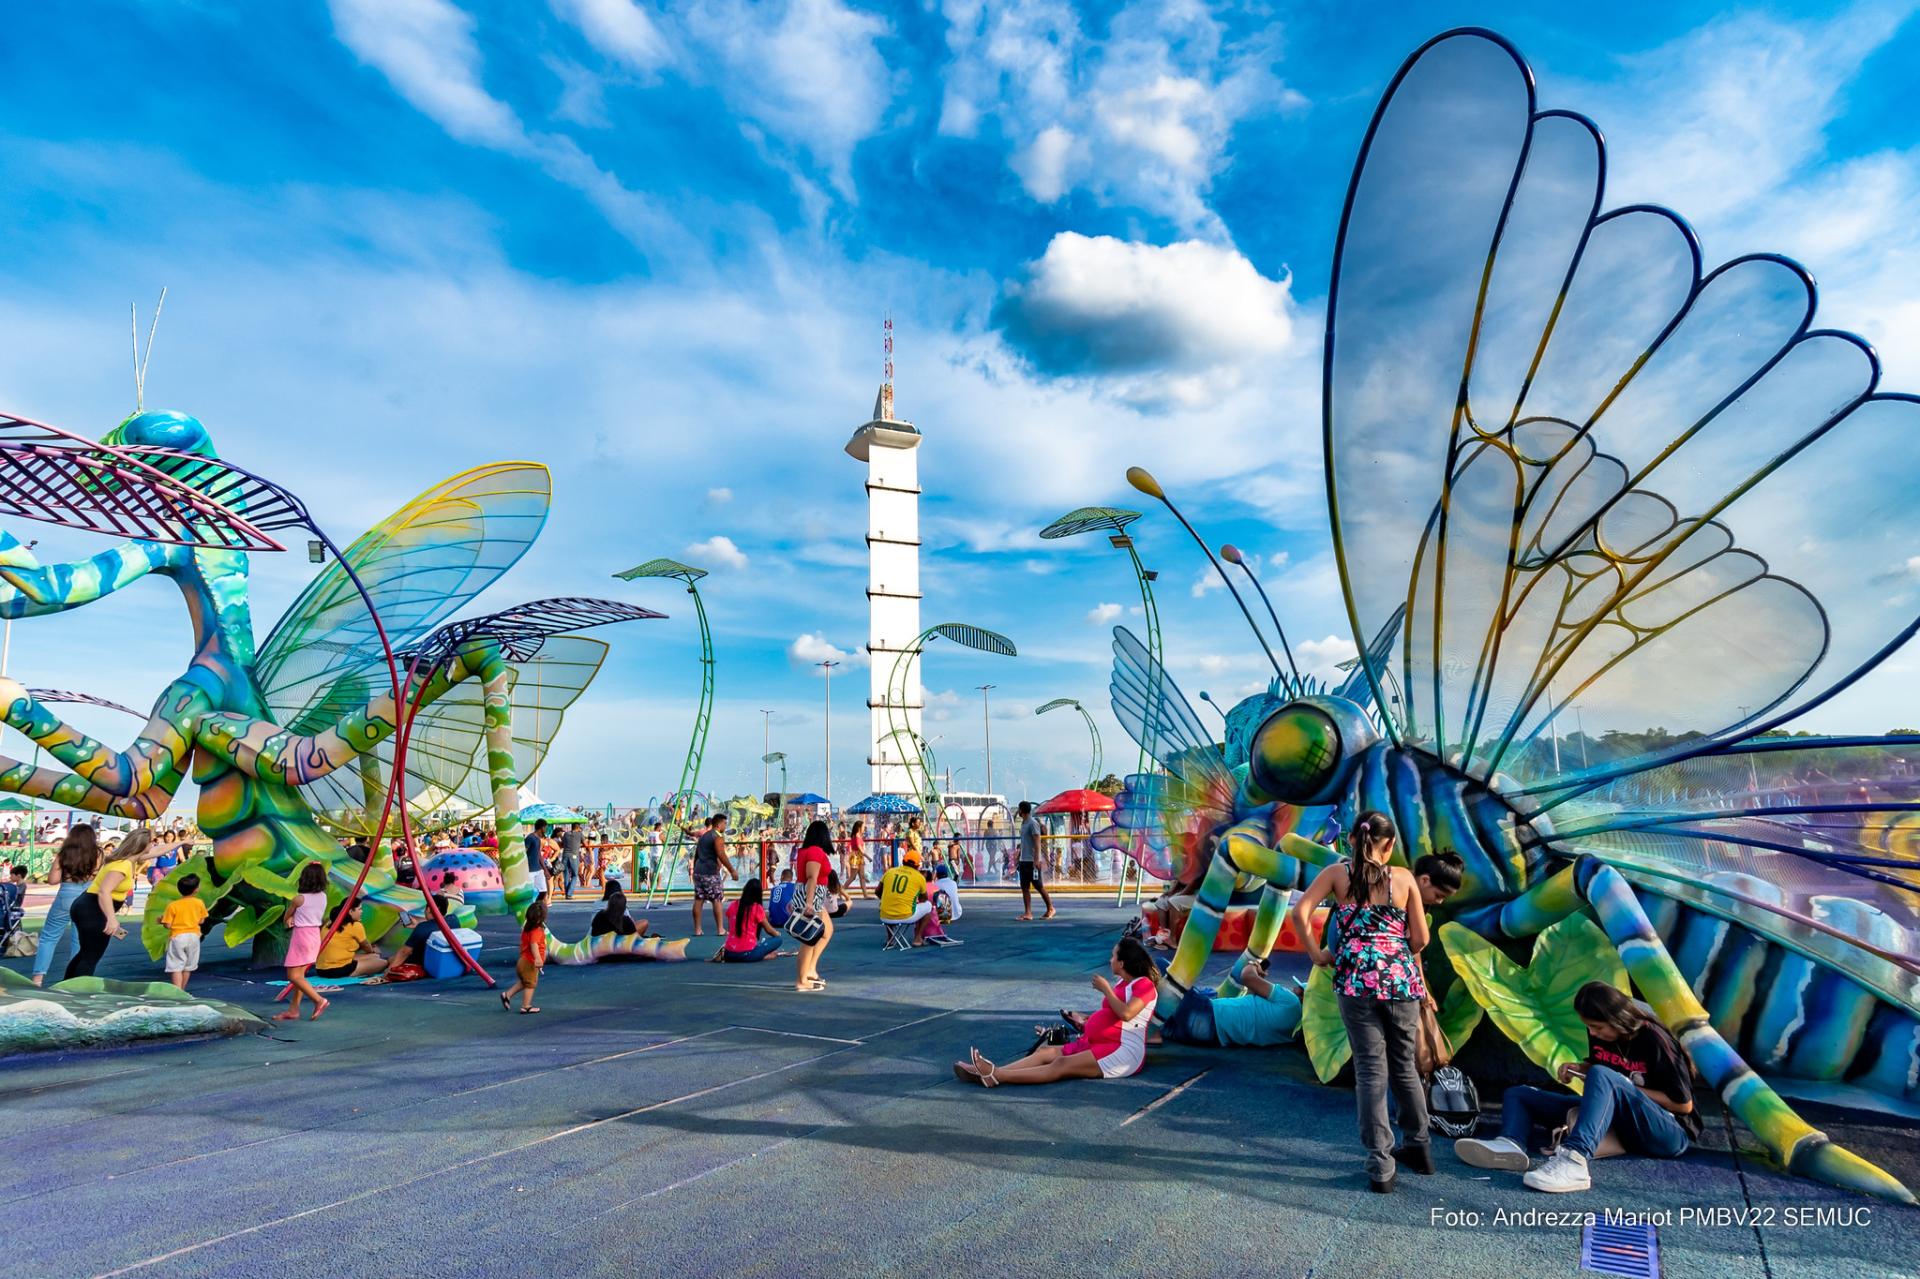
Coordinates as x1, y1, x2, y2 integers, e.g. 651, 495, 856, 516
649, 582, 713, 908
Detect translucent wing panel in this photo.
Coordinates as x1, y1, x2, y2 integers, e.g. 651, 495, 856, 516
1560, 829, 1920, 1014
256, 463, 552, 728
306, 636, 608, 836
0, 414, 286, 550
1328, 31, 1920, 791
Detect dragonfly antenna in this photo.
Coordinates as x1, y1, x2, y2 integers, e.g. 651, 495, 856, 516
131, 287, 167, 411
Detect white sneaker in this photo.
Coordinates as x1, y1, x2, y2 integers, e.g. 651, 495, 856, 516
1523, 1147, 1590, 1193
1455, 1136, 1530, 1173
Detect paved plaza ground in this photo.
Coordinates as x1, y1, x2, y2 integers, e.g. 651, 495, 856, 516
5, 896, 1918, 1278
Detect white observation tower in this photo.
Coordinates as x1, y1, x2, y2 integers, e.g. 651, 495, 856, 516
844, 318, 922, 796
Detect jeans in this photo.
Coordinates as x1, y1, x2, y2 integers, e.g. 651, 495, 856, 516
1161, 986, 1220, 1046
1500, 1065, 1692, 1160
31, 881, 85, 978
559, 854, 580, 893
65, 892, 114, 979
1337, 993, 1429, 1182
719, 934, 783, 962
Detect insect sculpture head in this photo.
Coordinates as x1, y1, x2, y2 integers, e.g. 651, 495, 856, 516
1248, 694, 1378, 807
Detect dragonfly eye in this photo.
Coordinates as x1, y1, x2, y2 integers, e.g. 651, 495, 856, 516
1250, 697, 1372, 806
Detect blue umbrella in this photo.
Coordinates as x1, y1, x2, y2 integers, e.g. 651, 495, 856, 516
790, 792, 830, 807
517, 801, 588, 825
846, 793, 921, 815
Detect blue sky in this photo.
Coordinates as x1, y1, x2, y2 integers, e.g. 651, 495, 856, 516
3, 0, 1920, 809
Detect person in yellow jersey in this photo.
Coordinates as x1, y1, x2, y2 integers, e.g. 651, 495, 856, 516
877, 849, 936, 946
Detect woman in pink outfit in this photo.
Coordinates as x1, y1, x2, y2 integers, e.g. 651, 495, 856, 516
957, 939, 1156, 1086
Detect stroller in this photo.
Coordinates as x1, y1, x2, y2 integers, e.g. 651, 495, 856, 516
0, 877, 27, 958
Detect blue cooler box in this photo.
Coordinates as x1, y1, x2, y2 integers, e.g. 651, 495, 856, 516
423, 927, 484, 978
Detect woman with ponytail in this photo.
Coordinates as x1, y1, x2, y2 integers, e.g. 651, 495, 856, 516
1287, 810, 1432, 1192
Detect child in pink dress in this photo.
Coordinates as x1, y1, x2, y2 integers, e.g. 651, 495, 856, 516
276, 861, 331, 1022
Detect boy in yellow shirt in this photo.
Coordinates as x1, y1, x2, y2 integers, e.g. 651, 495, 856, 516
160, 874, 209, 989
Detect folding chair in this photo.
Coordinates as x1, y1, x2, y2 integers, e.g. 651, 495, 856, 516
882, 917, 917, 951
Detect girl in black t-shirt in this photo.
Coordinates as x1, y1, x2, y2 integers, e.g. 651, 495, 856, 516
1457, 982, 1699, 1193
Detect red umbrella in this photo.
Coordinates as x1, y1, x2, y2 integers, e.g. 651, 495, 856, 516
1036, 788, 1117, 815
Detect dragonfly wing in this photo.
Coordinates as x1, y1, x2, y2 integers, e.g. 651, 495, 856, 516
255, 462, 552, 727
1531, 737, 1920, 1011
452, 635, 610, 811
1329, 32, 1920, 792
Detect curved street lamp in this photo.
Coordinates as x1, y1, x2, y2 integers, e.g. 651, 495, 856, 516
615, 557, 712, 905
882, 622, 1015, 829
1036, 697, 1102, 788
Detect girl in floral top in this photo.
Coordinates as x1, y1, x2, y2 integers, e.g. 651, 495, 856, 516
1288, 810, 1433, 1193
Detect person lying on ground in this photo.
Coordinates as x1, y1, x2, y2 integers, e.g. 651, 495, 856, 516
1142, 956, 1300, 1048
1455, 981, 1700, 1194
957, 939, 1157, 1087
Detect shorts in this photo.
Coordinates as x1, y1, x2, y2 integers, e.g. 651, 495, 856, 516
314, 960, 358, 979
1018, 862, 1044, 889
693, 872, 725, 902
1160, 987, 1219, 1046
515, 957, 541, 987
163, 932, 201, 974
526, 870, 549, 894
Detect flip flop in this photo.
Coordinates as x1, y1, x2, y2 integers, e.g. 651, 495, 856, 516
308, 1000, 330, 1021
272, 1010, 299, 1022
500, 992, 512, 1010
520, 1007, 541, 1015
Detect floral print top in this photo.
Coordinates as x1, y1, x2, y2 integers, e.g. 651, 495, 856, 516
1331, 901, 1425, 1002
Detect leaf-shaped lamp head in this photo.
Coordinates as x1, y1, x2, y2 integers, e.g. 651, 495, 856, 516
615, 557, 708, 585
1036, 697, 1079, 715
928, 622, 1016, 657
1039, 507, 1142, 540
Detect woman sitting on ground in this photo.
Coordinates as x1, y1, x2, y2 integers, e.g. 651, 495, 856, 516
718, 877, 792, 963
589, 886, 652, 939
1456, 981, 1700, 1193
957, 938, 1157, 1086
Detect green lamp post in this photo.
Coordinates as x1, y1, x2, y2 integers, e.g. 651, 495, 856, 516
616, 557, 712, 906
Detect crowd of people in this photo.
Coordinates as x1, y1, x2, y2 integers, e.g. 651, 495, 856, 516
4, 802, 1706, 1200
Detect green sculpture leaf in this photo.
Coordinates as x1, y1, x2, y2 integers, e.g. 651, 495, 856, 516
221, 902, 285, 949
1435, 976, 1485, 1056
1301, 965, 1351, 1082
141, 853, 215, 960
1440, 915, 1628, 1082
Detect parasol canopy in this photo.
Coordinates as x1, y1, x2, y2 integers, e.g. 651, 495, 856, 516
517, 802, 588, 825
789, 792, 830, 807
846, 793, 920, 815
1036, 788, 1117, 816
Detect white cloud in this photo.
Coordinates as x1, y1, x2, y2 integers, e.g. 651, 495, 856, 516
994, 233, 1296, 408
684, 0, 891, 190
939, 0, 1300, 234
686, 534, 749, 569
706, 486, 733, 503
1086, 601, 1122, 624
330, 0, 521, 146
329, 0, 676, 253
1296, 633, 1359, 682
789, 632, 868, 668
551, 0, 672, 73
1012, 125, 1077, 203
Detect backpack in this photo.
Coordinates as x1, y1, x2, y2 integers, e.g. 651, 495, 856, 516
1427, 1065, 1482, 1139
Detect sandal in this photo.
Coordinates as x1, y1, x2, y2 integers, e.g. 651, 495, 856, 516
308, 999, 330, 1021
272, 1010, 299, 1022
952, 1060, 981, 1082
519, 1007, 541, 1015
501, 992, 512, 1010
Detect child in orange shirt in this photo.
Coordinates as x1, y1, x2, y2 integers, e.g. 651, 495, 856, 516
160, 873, 210, 989
501, 899, 547, 1014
